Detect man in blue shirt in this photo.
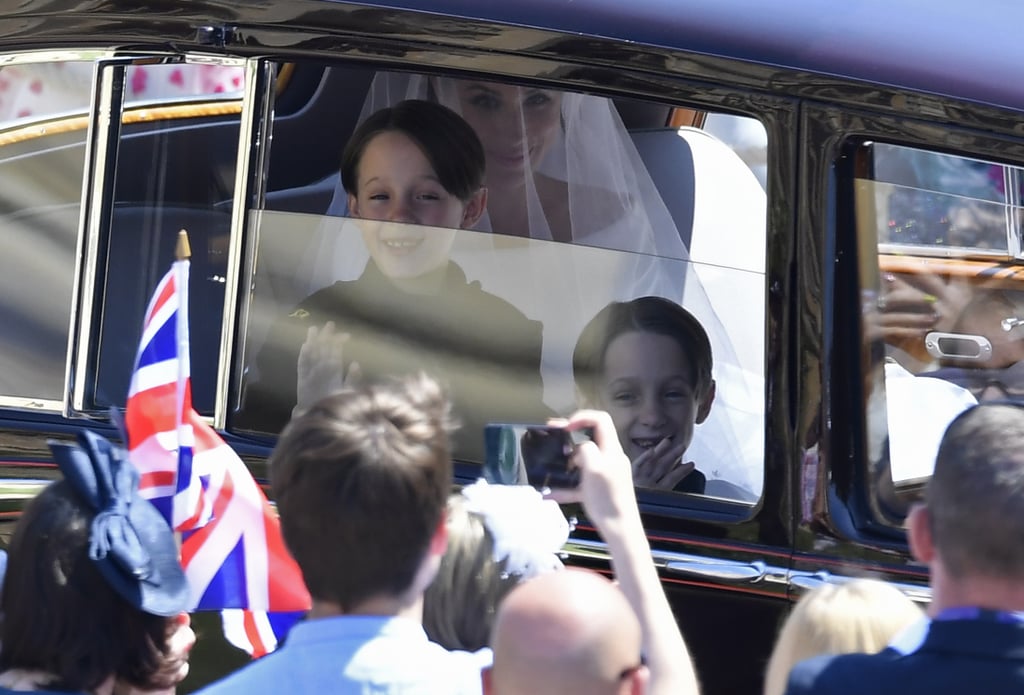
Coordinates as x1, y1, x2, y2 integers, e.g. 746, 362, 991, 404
785, 403, 1024, 695
200, 375, 487, 695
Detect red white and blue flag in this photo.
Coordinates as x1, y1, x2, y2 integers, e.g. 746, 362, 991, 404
126, 246, 309, 657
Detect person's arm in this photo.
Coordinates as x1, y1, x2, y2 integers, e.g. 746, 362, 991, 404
561, 410, 701, 695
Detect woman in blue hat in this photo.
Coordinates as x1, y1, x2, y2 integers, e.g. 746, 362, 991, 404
0, 431, 194, 695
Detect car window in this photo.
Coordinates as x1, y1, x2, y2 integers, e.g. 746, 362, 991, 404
231, 64, 768, 503
84, 59, 245, 416
703, 112, 768, 191
0, 56, 94, 406
854, 141, 1024, 521
0, 56, 248, 412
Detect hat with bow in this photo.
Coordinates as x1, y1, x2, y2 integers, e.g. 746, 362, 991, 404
47, 430, 190, 617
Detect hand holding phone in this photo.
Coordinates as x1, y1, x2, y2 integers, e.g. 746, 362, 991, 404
484, 424, 585, 489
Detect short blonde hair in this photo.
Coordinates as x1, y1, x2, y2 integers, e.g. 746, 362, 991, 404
763, 579, 924, 695
422, 494, 518, 651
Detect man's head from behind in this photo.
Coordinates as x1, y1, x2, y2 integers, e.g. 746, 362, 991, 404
270, 374, 455, 611
910, 402, 1024, 584
484, 569, 647, 695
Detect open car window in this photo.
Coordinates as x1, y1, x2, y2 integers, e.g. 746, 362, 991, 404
855, 141, 1024, 522
231, 63, 769, 504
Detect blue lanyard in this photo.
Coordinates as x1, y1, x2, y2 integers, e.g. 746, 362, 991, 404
934, 607, 1024, 624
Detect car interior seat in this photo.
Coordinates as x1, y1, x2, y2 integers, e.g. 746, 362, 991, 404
97, 205, 231, 414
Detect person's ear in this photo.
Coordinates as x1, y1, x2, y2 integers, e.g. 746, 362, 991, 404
461, 187, 488, 228
695, 379, 716, 424
348, 193, 361, 219
428, 515, 449, 559
906, 503, 935, 564
481, 666, 494, 695
629, 664, 649, 695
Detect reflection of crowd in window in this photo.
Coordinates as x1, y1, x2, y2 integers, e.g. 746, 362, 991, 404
0, 62, 244, 124
866, 144, 1024, 499
874, 145, 1024, 251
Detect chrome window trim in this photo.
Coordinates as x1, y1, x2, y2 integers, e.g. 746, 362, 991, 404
788, 569, 932, 606
67, 59, 131, 417
0, 397, 64, 412
565, 537, 789, 589
877, 242, 1008, 260
1006, 167, 1023, 258
0, 49, 115, 68
568, 538, 931, 605
214, 58, 274, 430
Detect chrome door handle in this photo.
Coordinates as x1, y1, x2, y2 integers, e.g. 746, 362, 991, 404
788, 572, 828, 593
788, 570, 932, 606
664, 559, 767, 584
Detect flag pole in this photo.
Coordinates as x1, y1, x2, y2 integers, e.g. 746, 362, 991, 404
176, 229, 192, 262
174, 230, 192, 531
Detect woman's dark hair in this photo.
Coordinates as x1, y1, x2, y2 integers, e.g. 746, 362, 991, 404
0, 481, 176, 692
341, 99, 485, 201
573, 296, 713, 404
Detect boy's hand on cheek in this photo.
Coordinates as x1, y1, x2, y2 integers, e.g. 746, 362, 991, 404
632, 437, 691, 489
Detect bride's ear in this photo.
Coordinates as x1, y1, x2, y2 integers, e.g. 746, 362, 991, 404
461, 187, 488, 228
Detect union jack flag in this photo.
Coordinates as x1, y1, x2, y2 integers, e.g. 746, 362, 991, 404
125, 257, 210, 531
125, 244, 309, 656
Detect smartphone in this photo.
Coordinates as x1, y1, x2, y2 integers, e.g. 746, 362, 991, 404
483, 424, 583, 489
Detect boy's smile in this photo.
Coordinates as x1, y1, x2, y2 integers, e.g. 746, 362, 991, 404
348, 130, 461, 279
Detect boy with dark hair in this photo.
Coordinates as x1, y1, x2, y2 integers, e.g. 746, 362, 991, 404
572, 296, 716, 493
199, 375, 487, 695
239, 98, 546, 459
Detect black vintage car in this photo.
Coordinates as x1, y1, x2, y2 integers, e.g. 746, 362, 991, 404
3, 1, 1024, 692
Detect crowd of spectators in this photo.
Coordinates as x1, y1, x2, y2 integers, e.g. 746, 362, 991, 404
1, 376, 1022, 694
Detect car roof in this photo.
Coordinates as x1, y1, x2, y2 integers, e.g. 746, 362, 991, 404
7, 0, 1024, 113
340, 0, 1024, 112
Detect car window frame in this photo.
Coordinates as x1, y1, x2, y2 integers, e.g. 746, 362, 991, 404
62, 54, 250, 420
219, 52, 790, 520
822, 103, 1024, 538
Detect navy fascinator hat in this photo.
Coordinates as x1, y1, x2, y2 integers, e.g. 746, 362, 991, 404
47, 430, 190, 617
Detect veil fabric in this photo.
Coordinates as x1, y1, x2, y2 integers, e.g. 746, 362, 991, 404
300, 70, 763, 496
352, 73, 685, 258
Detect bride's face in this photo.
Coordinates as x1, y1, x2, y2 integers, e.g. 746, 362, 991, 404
450, 81, 562, 182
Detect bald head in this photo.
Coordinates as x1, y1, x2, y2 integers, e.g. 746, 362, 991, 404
486, 569, 645, 695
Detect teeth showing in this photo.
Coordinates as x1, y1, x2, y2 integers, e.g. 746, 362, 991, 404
383, 239, 421, 248
632, 436, 673, 450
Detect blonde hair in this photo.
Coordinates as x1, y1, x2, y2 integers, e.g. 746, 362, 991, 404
763, 579, 924, 695
422, 494, 519, 651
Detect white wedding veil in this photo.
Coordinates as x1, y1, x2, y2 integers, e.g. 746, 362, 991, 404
301, 70, 763, 497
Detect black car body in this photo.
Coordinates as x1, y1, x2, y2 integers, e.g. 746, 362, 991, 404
3, 1, 1024, 693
